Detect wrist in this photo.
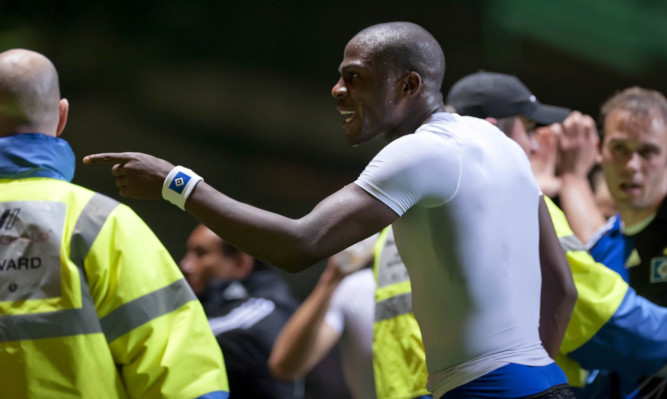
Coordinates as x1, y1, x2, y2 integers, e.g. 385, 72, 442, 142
559, 172, 588, 184
162, 166, 203, 210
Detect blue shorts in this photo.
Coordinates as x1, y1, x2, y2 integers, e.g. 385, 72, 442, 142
441, 362, 568, 398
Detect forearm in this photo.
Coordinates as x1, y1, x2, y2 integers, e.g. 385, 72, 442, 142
268, 269, 344, 380
538, 198, 578, 358
540, 290, 576, 359
186, 182, 395, 272
186, 183, 319, 271
558, 174, 606, 243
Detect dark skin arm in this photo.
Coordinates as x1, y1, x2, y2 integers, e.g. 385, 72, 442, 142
83, 152, 397, 272
537, 195, 578, 358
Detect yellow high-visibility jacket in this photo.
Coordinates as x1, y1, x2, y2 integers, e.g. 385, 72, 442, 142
0, 133, 229, 399
372, 227, 430, 399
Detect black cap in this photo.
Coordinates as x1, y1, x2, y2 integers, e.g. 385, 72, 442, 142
446, 71, 570, 125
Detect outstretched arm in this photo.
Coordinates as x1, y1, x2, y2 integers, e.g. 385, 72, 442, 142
83, 152, 397, 272
538, 195, 578, 358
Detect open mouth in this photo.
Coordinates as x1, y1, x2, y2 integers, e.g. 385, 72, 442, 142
337, 108, 356, 125
620, 182, 641, 192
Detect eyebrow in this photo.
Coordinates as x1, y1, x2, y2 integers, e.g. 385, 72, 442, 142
607, 138, 662, 152
339, 63, 365, 75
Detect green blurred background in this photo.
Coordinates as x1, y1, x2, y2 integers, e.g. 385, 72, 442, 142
3, 0, 667, 299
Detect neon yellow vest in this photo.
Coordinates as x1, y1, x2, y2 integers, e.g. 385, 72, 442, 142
373, 227, 430, 399
0, 177, 228, 398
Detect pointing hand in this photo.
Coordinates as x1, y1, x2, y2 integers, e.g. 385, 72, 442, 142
83, 152, 175, 200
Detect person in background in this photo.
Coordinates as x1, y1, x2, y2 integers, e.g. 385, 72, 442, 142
268, 235, 377, 399
446, 71, 667, 398
0, 48, 228, 398
180, 224, 303, 399
586, 87, 667, 398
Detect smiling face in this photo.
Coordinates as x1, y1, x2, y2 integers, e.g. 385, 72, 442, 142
331, 39, 403, 145
601, 108, 667, 224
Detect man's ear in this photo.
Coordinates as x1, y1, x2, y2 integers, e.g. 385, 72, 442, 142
56, 98, 69, 137
401, 72, 422, 96
485, 117, 498, 126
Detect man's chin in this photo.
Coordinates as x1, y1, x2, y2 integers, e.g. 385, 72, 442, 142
344, 126, 384, 146
345, 133, 375, 147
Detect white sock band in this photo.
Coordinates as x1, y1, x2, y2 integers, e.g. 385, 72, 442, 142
162, 166, 203, 210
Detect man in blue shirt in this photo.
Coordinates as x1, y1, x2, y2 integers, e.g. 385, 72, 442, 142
587, 87, 667, 398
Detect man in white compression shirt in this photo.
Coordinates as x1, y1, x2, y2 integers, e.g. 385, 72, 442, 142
356, 111, 566, 396
86, 22, 577, 398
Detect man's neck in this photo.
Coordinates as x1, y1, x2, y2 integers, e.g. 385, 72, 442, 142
620, 207, 659, 233
385, 104, 446, 142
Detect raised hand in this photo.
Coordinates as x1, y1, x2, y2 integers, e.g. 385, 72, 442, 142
328, 233, 377, 275
558, 111, 600, 178
83, 152, 175, 200
531, 124, 562, 198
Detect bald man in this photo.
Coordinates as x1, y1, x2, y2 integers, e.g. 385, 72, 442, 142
86, 22, 576, 398
0, 49, 229, 398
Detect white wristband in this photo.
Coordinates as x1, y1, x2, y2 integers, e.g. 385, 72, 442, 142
162, 166, 203, 210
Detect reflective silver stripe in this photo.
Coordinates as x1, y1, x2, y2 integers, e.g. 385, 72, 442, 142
70, 193, 119, 277
559, 234, 586, 253
0, 193, 118, 342
376, 228, 410, 289
101, 278, 196, 342
0, 294, 100, 342
375, 292, 412, 322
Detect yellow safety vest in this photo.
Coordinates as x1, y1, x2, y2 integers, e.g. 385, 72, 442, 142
373, 227, 430, 399
0, 177, 228, 398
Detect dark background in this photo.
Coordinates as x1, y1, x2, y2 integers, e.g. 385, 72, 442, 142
3, 1, 667, 397
3, 0, 667, 297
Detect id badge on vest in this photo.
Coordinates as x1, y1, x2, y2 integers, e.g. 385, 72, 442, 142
0, 201, 65, 302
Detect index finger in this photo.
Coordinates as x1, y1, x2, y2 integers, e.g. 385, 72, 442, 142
83, 153, 131, 165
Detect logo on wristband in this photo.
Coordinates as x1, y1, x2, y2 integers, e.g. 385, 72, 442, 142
169, 172, 192, 194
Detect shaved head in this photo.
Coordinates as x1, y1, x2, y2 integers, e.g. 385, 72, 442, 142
0, 49, 63, 137
350, 22, 445, 95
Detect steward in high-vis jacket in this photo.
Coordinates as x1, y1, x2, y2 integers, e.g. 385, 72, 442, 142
372, 227, 430, 399
0, 48, 229, 399
371, 198, 667, 398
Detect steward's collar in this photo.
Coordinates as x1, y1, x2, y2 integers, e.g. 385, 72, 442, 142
0, 133, 75, 181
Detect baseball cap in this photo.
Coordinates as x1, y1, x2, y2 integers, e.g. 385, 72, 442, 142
446, 71, 570, 125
